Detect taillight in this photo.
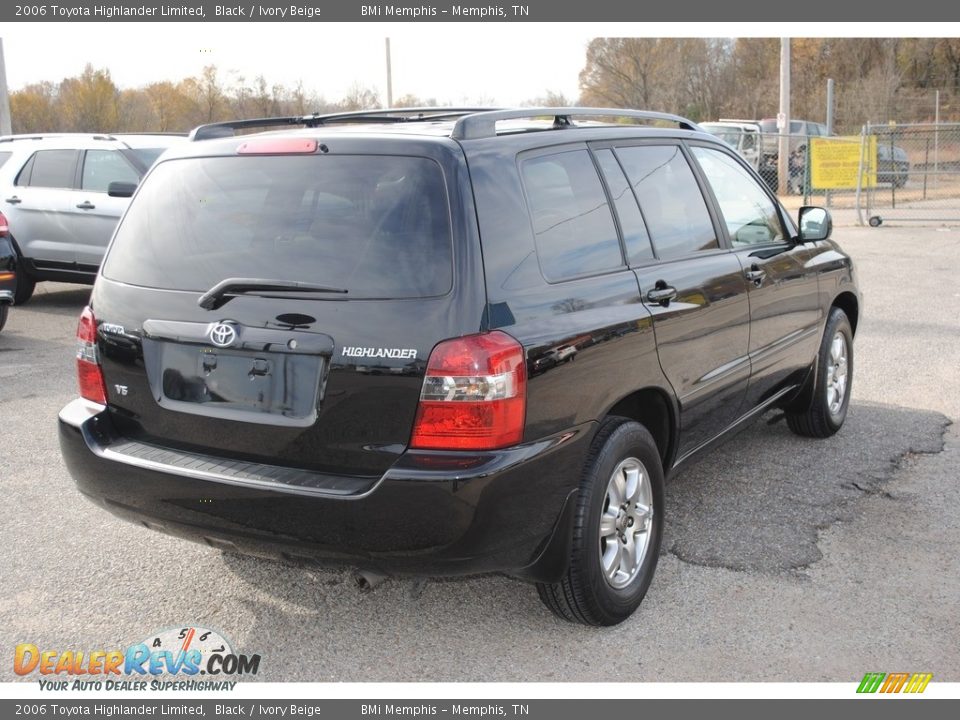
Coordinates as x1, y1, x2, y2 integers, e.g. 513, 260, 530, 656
410, 331, 526, 451
0, 211, 8, 237
76, 306, 107, 405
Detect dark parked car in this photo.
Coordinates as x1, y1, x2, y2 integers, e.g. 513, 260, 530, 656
0, 211, 15, 332
876, 144, 910, 187
58, 108, 860, 625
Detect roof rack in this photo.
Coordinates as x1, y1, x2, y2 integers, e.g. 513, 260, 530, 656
111, 131, 189, 137
0, 133, 117, 144
189, 108, 496, 141
450, 108, 702, 140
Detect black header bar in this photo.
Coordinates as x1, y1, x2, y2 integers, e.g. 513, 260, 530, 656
2, 1, 957, 22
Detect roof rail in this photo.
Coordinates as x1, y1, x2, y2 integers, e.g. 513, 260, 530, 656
111, 131, 189, 137
716, 118, 762, 124
0, 133, 117, 143
451, 108, 702, 140
189, 108, 496, 141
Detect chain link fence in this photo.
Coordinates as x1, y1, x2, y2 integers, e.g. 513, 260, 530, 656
714, 125, 960, 226
857, 122, 960, 226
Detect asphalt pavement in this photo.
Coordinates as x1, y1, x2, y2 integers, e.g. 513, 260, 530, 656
1, 223, 957, 682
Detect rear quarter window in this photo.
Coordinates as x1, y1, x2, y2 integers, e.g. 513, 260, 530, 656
17, 149, 78, 189
520, 149, 623, 281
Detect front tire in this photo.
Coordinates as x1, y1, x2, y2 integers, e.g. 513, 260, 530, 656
537, 418, 664, 626
0, 304, 7, 333
787, 306, 853, 438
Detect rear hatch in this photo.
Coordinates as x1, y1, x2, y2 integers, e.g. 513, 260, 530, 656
92, 136, 484, 478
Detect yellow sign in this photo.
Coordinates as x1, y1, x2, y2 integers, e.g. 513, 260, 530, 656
810, 136, 876, 189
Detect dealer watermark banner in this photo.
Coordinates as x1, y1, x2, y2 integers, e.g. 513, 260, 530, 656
1, 699, 959, 719
2, 0, 958, 22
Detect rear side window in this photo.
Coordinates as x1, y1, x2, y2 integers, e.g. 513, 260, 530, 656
616, 145, 718, 259
521, 149, 623, 281
81, 150, 139, 192
593, 149, 654, 265
17, 150, 78, 189
102, 154, 453, 299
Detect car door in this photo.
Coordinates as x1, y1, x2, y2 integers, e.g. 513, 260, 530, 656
608, 142, 751, 461
688, 144, 822, 411
71, 148, 141, 268
6, 149, 81, 265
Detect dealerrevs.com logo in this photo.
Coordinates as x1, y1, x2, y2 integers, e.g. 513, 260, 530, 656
14, 626, 261, 691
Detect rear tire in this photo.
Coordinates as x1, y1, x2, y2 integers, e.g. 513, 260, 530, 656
0, 304, 7, 333
13, 271, 35, 306
536, 417, 664, 626
787, 307, 853, 438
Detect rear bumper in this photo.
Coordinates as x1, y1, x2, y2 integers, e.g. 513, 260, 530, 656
59, 398, 592, 581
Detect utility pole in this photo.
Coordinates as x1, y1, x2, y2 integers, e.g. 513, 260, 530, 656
826, 78, 835, 135
825, 78, 834, 207
385, 37, 393, 108
777, 37, 791, 196
0, 38, 12, 135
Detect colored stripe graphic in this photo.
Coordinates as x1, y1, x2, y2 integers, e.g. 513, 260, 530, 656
880, 672, 909, 693
904, 673, 933, 694
857, 673, 885, 693
856, 672, 933, 694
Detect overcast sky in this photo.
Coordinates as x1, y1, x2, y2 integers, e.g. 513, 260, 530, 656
2, 23, 954, 105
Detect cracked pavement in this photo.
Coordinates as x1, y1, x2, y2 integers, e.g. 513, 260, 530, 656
1, 225, 958, 682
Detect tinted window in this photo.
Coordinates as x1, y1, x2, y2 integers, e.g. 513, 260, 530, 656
692, 147, 785, 247
129, 147, 168, 167
521, 149, 623, 281
103, 155, 453, 299
594, 149, 654, 265
616, 145, 718, 259
81, 150, 139, 192
20, 150, 76, 189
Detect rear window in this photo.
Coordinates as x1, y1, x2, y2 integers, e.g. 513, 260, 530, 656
759, 120, 805, 134
0, 151, 11, 169
102, 154, 453, 299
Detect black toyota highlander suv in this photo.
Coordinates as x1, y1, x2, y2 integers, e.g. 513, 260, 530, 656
58, 108, 860, 625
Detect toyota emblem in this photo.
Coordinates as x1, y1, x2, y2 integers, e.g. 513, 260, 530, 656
209, 323, 237, 348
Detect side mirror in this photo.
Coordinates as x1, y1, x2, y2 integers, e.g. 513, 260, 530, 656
798, 206, 832, 242
107, 181, 138, 198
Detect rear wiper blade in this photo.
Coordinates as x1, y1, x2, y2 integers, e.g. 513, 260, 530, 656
198, 278, 348, 310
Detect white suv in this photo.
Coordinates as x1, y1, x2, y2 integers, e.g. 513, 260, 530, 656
0, 133, 184, 304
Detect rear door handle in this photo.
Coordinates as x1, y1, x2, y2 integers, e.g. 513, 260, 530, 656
4, 196, 21, 204
646, 282, 677, 306
76, 201, 96, 210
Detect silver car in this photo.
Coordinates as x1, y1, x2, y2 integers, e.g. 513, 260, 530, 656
0, 133, 184, 304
